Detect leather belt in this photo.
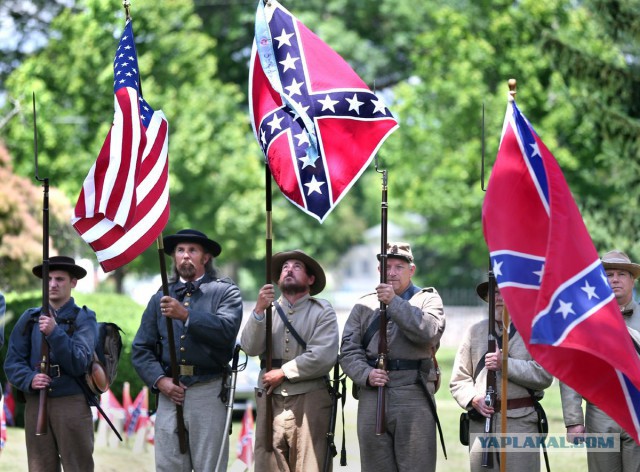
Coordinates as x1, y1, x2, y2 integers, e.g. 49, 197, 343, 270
176, 365, 219, 376
494, 396, 535, 410
260, 359, 283, 369
366, 358, 424, 370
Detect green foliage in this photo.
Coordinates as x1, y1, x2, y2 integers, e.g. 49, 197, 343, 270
2, 0, 640, 295
0, 290, 147, 422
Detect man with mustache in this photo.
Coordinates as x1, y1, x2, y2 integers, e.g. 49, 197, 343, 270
560, 250, 640, 471
5, 256, 98, 471
340, 242, 446, 472
241, 250, 339, 472
132, 229, 243, 472
450, 282, 552, 471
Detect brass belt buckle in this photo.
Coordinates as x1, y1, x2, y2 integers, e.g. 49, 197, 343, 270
49, 365, 61, 378
179, 365, 194, 376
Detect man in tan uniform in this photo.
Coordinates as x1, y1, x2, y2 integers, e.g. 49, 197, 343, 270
241, 250, 339, 472
450, 281, 553, 471
560, 250, 640, 471
340, 242, 445, 472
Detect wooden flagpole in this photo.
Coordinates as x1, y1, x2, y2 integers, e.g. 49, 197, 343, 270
500, 305, 510, 472
264, 164, 274, 452
156, 236, 188, 454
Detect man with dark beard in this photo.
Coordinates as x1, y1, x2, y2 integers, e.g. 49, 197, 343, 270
132, 229, 243, 472
241, 250, 339, 472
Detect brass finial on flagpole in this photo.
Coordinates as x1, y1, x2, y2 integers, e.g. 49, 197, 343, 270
508, 78, 517, 102
123, 0, 131, 21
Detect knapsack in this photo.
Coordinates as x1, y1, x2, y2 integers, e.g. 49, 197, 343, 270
86, 321, 124, 395
24, 307, 123, 395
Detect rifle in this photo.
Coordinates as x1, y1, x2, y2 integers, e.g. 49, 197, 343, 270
481, 269, 497, 468
375, 162, 389, 436
33, 92, 51, 436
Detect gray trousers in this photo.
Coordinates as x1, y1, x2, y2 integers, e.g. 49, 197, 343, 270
253, 387, 332, 472
586, 402, 640, 472
154, 378, 227, 472
468, 410, 540, 472
25, 393, 94, 472
357, 383, 437, 472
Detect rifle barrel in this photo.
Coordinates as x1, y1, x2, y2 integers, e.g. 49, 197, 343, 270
481, 269, 497, 468
375, 170, 388, 435
33, 92, 50, 436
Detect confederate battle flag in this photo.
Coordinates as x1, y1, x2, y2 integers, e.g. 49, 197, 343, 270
249, 0, 398, 222
483, 96, 640, 443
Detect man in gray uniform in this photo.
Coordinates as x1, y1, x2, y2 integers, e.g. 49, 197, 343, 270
241, 249, 339, 472
450, 282, 553, 471
340, 242, 445, 472
132, 229, 243, 472
560, 249, 640, 471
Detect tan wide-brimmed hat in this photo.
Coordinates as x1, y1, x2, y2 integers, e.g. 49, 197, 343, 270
601, 250, 640, 280
271, 249, 326, 295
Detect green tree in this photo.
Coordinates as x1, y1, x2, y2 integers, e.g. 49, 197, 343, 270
0, 142, 76, 292
1, 0, 268, 288
541, 0, 640, 258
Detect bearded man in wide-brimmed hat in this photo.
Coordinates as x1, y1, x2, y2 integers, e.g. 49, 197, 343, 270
5, 256, 98, 472
450, 281, 553, 472
241, 249, 339, 472
132, 229, 243, 472
561, 249, 640, 472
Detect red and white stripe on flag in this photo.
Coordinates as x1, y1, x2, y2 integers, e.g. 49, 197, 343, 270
72, 19, 169, 272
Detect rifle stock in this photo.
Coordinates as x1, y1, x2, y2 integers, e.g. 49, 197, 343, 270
375, 169, 388, 436
481, 269, 497, 468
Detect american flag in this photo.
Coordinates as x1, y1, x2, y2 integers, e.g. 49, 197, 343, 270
250, 0, 398, 222
483, 97, 640, 442
72, 19, 169, 272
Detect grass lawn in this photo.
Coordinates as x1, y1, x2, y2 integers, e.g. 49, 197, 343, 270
1, 347, 590, 471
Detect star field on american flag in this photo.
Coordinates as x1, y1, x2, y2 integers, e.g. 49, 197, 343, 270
113, 29, 155, 125
250, 0, 398, 222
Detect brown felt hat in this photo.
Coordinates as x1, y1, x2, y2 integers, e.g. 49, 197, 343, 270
271, 250, 326, 296
476, 282, 490, 303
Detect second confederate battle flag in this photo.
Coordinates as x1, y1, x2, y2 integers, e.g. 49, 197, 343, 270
249, 0, 398, 222
483, 97, 640, 443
